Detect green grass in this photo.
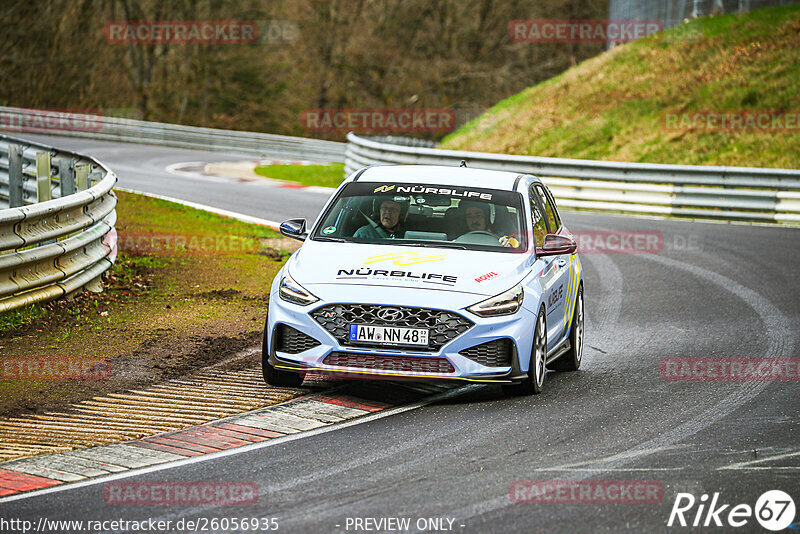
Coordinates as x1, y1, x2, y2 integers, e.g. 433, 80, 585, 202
254, 163, 346, 188
126, 194, 282, 239
0, 305, 47, 334
0, 190, 295, 417
441, 5, 800, 169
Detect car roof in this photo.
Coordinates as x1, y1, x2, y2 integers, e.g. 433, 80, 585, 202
353, 165, 529, 191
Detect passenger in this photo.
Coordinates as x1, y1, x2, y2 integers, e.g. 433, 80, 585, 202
353, 198, 406, 239
459, 201, 519, 248
463, 203, 491, 233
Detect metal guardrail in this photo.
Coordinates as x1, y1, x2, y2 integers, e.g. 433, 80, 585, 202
0, 106, 346, 163
0, 134, 117, 313
345, 133, 800, 223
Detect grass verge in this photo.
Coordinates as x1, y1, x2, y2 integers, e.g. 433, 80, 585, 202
441, 5, 800, 168
0, 190, 300, 418
254, 163, 345, 188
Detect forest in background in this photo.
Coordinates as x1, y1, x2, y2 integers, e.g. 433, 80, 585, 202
0, 0, 608, 139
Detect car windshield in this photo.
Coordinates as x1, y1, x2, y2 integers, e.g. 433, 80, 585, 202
311, 182, 528, 253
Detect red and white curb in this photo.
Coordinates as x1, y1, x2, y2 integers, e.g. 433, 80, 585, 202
258, 159, 319, 166
257, 159, 337, 193
165, 160, 336, 194
0, 382, 465, 500
274, 183, 335, 194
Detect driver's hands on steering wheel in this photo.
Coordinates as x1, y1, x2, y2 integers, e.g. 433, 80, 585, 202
499, 235, 520, 248
456, 230, 519, 248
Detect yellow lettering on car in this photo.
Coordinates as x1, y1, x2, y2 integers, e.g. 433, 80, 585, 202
364, 252, 447, 266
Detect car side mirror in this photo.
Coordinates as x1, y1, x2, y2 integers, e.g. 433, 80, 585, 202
536, 234, 577, 257
280, 218, 307, 241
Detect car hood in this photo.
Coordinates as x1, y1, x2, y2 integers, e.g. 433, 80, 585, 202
287, 241, 534, 297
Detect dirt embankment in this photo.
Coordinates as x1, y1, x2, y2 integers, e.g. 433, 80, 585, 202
0, 191, 301, 418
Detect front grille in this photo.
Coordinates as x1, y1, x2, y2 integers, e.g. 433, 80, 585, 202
460, 339, 514, 367
323, 352, 455, 374
310, 304, 473, 351
275, 324, 321, 354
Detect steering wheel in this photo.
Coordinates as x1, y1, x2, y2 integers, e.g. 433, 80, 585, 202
461, 230, 498, 238
454, 230, 501, 245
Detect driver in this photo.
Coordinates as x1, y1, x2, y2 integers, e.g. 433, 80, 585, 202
463, 203, 491, 232
354, 197, 407, 239
459, 201, 520, 248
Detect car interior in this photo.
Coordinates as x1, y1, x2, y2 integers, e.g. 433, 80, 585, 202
324, 194, 522, 246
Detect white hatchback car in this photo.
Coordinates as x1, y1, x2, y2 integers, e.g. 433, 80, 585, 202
263, 165, 584, 396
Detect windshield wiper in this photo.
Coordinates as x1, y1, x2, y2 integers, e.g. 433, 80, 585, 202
312, 237, 466, 249
398, 242, 468, 250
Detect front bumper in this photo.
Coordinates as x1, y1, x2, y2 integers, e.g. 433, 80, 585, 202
266, 296, 536, 384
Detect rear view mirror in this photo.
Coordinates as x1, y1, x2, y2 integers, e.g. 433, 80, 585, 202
280, 218, 307, 241
536, 234, 577, 257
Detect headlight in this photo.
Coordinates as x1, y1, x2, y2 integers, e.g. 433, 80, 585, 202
279, 272, 319, 306
467, 284, 524, 317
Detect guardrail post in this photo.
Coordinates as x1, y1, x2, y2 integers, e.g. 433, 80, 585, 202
89, 170, 103, 186
8, 144, 23, 208
59, 158, 76, 197
36, 151, 52, 202
0, 135, 118, 313
76, 164, 89, 191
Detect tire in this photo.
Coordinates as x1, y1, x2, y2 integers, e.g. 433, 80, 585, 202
550, 284, 583, 372
261, 323, 305, 387
503, 308, 546, 396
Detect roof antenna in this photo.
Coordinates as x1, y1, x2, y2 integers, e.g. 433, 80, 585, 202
460, 160, 467, 168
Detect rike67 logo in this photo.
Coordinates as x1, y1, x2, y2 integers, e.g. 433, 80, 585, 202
668, 490, 796, 531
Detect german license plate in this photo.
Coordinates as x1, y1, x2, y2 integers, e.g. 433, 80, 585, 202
349, 324, 429, 346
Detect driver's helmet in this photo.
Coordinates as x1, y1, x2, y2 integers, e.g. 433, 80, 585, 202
373, 195, 411, 220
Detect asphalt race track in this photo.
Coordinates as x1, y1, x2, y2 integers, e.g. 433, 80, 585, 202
19, 134, 334, 224
3, 135, 800, 533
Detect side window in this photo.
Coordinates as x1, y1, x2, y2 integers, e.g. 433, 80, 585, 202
543, 185, 562, 229
529, 186, 548, 248
535, 184, 560, 233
